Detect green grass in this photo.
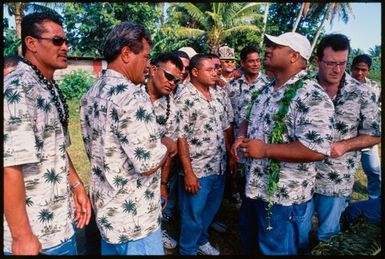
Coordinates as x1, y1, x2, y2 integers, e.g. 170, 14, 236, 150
66, 98, 377, 255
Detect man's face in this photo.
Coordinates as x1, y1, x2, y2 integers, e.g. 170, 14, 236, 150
151, 61, 181, 97
220, 59, 236, 73
180, 57, 190, 81
241, 52, 260, 76
263, 43, 294, 71
316, 47, 349, 85
34, 21, 69, 71
130, 39, 151, 85
351, 62, 370, 83
193, 58, 217, 87
212, 57, 222, 79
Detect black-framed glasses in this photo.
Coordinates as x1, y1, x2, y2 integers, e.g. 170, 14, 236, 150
157, 66, 181, 84
35, 36, 69, 46
321, 60, 347, 69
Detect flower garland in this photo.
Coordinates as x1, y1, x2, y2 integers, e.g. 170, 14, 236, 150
245, 76, 307, 230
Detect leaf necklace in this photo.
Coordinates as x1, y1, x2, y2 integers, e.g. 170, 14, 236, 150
22, 58, 69, 131
245, 75, 307, 230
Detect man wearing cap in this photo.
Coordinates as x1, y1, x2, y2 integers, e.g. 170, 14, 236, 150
231, 32, 335, 255
312, 34, 381, 242
218, 45, 237, 85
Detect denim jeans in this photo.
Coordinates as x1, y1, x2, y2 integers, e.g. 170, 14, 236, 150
361, 145, 381, 199
3, 234, 77, 256
314, 194, 348, 241
162, 169, 178, 218
239, 196, 259, 255
101, 228, 164, 255
342, 197, 381, 226
248, 198, 313, 255
178, 173, 226, 255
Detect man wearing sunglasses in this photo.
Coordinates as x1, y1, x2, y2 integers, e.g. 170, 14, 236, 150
218, 45, 237, 85
4, 12, 91, 255
80, 22, 176, 255
312, 34, 381, 244
175, 54, 231, 255
143, 52, 183, 250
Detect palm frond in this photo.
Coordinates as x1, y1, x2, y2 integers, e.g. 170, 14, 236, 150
177, 3, 208, 29
223, 24, 261, 38
173, 27, 206, 39
231, 2, 263, 20
231, 13, 264, 27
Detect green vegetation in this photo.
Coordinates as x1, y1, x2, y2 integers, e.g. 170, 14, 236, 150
59, 69, 95, 100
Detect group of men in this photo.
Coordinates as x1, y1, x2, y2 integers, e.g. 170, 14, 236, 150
3, 11, 381, 256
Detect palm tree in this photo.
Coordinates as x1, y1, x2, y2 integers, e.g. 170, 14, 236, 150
164, 2, 264, 53
5, 2, 64, 55
292, 2, 312, 32
260, 3, 270, 47
310, 3, 354, 53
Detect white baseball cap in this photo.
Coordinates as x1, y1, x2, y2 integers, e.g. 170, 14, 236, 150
178, 47, 197, 59
264, 32, 311, 60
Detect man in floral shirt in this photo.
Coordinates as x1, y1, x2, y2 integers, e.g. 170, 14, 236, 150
231, 32, 335, 255
175, 54, 231, 255
4, 12, 91, 255
142, 52, 183, 250
313, 34, 381, 242
80, 22, 175, 255
351, 54, 381, 200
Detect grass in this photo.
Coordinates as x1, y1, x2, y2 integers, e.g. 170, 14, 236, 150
66, 98, 378, 255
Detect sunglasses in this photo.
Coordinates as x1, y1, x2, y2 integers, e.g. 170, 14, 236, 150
35, 36, 69, 46
157, 66, 181, 84
221, 60, 235, 64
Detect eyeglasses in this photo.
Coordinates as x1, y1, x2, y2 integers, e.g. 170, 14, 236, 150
157, 66, 181, 84
35, 36, 69, 46
321, 60, 347, 68
221, 60, 235, 64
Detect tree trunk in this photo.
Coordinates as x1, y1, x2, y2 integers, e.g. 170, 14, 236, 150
259, 3, 270, 47
15, 3, 23, 56
292, 3, 304, 32
311, 5, 330, 54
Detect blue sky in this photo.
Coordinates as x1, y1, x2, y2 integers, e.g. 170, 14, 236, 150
324, 2, 381, 53
3, 2, 381, 53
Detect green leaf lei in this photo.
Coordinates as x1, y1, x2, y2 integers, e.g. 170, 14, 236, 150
245, 76, 308, 230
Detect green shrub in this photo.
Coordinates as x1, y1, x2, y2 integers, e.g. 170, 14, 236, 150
58, 69, 95, 100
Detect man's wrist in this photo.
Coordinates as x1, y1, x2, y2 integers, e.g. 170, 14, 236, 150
70, 179, 83, 192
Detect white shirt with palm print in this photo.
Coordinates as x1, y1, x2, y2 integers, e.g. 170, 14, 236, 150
80, 69, 167, 243
3, 62, 75, 252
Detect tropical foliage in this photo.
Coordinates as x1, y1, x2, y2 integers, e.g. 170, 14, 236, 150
58, 69, 95, 100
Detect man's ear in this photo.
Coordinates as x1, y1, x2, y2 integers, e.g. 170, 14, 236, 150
120, 46, 132, 63
314, 56, 321, 67
24, 36, 38, 53
150, 65, 157, 77
290, 52, 301, 63
191, 67, 199, 78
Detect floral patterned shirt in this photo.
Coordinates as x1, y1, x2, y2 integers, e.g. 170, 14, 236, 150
214, 85, 234, 125
3, 62, 75, 252
80, 69, 167, 243
175, 82, 230, 178
224, 73, 270, 137
315, 73, 381, 197
364, 77, 381, 104
245, 70, 335, 206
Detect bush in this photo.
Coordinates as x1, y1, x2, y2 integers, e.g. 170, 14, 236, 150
58, 69, 95, 100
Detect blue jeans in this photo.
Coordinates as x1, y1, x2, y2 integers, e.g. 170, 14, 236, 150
163, 168, 178, 218
4, 234, 78, 255
314, 194, 347, 241
249, 198, 313, 255
342, 198, 381, 226
239, 196, 259, 255
361, 146, 381, 199
178, 174, 225, 255
101, 228, 163, 255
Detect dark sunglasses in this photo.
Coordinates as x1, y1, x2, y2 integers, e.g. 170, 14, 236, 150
35, 36, 69, 46
157, 66, 181, 84
221, 60, 235, 64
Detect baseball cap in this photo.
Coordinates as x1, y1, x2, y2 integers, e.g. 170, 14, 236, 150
264, 32, 311, 60
178, 47, 197, 59
218, 46, 235, 60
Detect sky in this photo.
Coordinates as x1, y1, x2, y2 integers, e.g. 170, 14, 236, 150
323, 2, 381, 53
3, 2, 381, 53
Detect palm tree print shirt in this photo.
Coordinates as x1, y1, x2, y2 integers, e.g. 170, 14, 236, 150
3, 62, 75, 252
80, 69, 167, 243
314, 73, 381, 197
224, 73, 270, 137
175, 82, 230, 178
245, 70, 335, 206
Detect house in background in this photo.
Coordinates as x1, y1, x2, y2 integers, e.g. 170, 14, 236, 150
54, 56, 107, 81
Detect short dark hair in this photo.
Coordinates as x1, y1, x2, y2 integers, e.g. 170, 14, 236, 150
102, 22, 152, 63
240, 45, 260, 61
4, 55, 21, 69
207, 53, 219, 60
173, 50, 190, 60
189, 53, 212, 75
352, 54, 372, 69
151, 52, 184, 70
316, 33, 350, 60
21, 12, 63, 55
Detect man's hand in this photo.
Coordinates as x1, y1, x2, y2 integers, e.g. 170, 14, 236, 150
161, 137, 177, 158
330, 142, 348, 158
239, 138, 267, 159
231, 137, 244, 162
227, 155, 237, 177
160, 184, 168, 209
72, 186, 91, 229
12, 233, 41, 255
184, 172, 201, 195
